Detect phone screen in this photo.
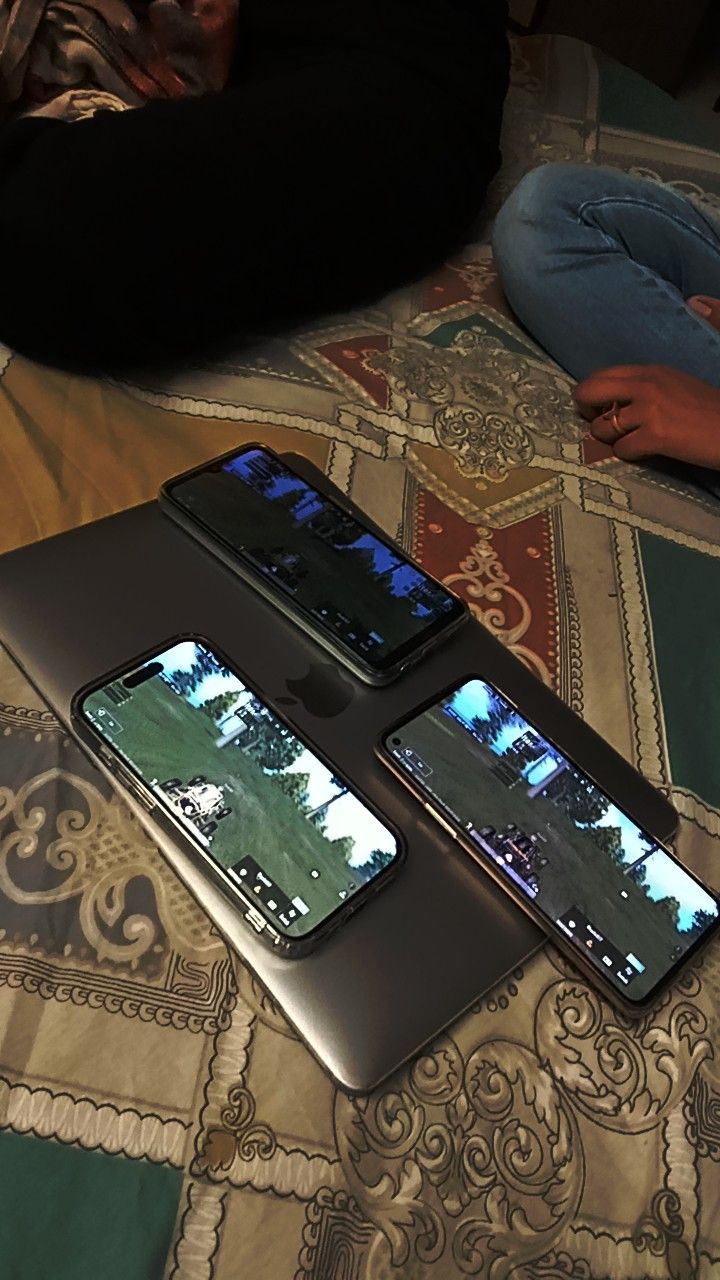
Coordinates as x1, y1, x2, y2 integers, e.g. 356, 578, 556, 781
79, 640, 400, 940
385, 679, 719, 1001
165, 446, 465, 674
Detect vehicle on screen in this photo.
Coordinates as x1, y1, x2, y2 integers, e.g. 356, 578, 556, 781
157, 776, 232, 840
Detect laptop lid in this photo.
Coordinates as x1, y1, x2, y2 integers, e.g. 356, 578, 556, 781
0, 498, 676, 1090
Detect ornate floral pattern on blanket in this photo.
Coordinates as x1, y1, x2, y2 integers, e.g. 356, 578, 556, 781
1, 35, 720, 1280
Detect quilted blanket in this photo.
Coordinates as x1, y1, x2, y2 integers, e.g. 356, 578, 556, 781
1, 35, 720, 1280
0, 0, 238, 120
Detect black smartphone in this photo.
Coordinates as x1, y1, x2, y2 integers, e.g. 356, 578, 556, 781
378, 677, 720, 1007
158, 443, 468, 685
72, 637, 404, 955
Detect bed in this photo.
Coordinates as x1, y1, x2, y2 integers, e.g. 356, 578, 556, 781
1, 35, 719, 1279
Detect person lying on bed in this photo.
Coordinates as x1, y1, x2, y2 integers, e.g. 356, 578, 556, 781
0, 0, 509, 373
492, 163, 720, 497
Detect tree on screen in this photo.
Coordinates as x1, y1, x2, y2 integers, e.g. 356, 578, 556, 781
587, 824, 623, 863
346, 544, 382, 582
164, 666, 196, 697
622, 834, 659, 883
627, 859, 648, 888
688, 907, 716, 937
329, 835, 355, 862
165, 648, 224, 699
275, 771, 311, 810
243, 454, 282, 493
658, 896, 682, 930
248, 721, 304, 773
310, 508, 360, 548
358, 848, 393, 882
545, 772, 608, 826
471, 706, 508, 748
196, 647, 225, 678
203, 690, 239, 722
306, 776, 349, 827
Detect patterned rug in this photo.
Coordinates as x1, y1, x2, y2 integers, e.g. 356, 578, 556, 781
1, 35, 720, 1279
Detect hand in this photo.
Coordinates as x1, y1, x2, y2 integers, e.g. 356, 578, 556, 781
575, 365, 720, 470
688, 295, 720, 331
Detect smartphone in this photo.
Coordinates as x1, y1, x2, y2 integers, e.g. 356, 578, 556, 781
72, 637, 403, 955
158, 444, 467, 685
378, 677, 720, 1007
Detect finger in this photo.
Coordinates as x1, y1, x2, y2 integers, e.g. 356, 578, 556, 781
612, 427, 657, 462
687, 295, 720, 333
575, 369, 646, 419
589, 403, 644, 444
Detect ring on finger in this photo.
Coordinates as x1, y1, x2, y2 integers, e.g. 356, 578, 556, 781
601, 400, 632, 437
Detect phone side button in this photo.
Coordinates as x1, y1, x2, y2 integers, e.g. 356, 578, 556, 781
424, 803, 457, 842
118, 770, 156, 813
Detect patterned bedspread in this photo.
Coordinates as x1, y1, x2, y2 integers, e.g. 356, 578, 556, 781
1, 35, 720, 1279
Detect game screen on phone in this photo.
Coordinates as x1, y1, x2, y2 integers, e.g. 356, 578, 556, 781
386, 679, 719, 1000
167, 447, 462, 668
81, 641, 399, 939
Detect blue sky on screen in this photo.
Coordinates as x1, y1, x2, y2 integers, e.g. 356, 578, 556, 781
493, 722, 523, 755
635, 850, 717, 931
526, 755, 564, 787
225, 452, 430, 599
154, 639, 245, 706
449, 679, 493, 724
594, 806, 649, 864
225, 451, 304, 491
284, 756, 394, 865
449, 680, 555, 759
161, 641, 204, 675
188, 673, 241, 706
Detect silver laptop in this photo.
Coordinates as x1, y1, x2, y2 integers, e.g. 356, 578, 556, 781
0, 469, 677, 1091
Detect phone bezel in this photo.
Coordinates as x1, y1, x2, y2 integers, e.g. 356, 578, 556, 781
158, 442, 468, 685
377, 676, 720, 1009
71, 632, 406, 957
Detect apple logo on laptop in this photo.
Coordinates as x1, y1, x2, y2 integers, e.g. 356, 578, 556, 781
278, 663, 354, 717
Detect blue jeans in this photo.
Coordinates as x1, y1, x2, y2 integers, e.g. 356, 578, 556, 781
492, 163, 720, 496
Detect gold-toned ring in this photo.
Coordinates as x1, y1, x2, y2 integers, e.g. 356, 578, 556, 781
603, 401, 626, 437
